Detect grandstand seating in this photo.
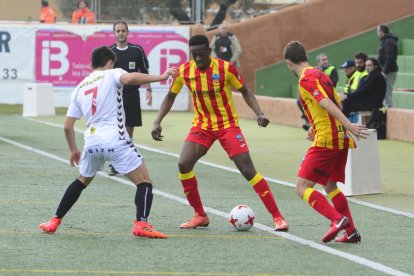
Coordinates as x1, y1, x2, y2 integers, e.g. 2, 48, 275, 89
393, 39, 414, 110
401, 39, 414, 55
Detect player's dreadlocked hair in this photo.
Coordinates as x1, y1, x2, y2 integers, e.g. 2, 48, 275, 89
283, 41, 308, 64
189, 35, 210, 48
91, 46, 116, 69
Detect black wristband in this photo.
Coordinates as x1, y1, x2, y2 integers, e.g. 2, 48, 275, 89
146, 88, 152, 92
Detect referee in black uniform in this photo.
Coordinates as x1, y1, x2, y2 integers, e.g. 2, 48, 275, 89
109, 21, 152, 175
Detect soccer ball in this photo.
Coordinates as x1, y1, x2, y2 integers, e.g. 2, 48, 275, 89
229, 205, 255, 231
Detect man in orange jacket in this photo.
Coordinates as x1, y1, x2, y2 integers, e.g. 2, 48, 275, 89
72, 0, 95, 24
39, 0, 56, 24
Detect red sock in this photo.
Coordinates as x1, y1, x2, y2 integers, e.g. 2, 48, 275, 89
328, 188, 355, 233
249, 173, 283, 218
303, 188, 342, 222
179, 171, 206, 217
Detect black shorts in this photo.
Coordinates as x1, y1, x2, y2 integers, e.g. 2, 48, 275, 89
123, 92, 142, 127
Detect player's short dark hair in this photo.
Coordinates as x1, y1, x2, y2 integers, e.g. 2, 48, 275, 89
378, 24, 389, 34
91, 46, 116, 69
189, 35, 209, 48
354, 52, 368, 61
41, 0, 49, 7
283, 41, 308, 64
113, 21, 129, 32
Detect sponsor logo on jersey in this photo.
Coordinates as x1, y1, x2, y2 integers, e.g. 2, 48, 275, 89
129, 62, 136, 70
212, 73, 220, 82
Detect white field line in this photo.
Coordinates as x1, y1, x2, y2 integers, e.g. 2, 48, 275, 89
0, 134, 411, 276
22, 117, 414, 219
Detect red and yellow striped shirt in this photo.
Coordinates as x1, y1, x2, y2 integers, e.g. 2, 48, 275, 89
170, 57, 244, 131
299, 67, 356, 150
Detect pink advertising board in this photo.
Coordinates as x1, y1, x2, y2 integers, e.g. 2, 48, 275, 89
35, 28, 189, 87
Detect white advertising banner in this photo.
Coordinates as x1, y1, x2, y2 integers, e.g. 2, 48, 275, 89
0, 26, 36, 81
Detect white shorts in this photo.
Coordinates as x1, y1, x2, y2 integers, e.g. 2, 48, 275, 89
79, 140, 143, 177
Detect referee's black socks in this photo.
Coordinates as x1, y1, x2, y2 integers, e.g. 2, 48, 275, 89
55, 179, 87, 219
135, 182, 153, 222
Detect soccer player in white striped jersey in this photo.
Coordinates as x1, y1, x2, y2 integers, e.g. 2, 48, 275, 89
39, 46, 177, 238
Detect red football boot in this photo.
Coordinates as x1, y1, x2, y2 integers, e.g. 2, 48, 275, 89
322, 216, 350, 243
335, 229, 361, 243
39, 217, 62, 234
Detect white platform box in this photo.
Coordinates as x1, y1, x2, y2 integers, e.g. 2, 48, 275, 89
338, 129, 381, 196
23, 83, 55, 117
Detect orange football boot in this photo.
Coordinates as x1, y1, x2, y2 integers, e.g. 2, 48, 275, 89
180, 213, 209, 229
132, 221, 167, 239
273, 217, 289, 232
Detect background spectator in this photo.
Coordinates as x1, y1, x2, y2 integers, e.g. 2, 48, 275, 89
354, 52, 369, 87
341, 59, 358, 123
377, 24, 399, 108
39, 0, 56, 23
72, 0, 95, 24
340, 58, 386, 117
342, 60, 357, 93
210, 21, 242, 67
315, 53, 338, 87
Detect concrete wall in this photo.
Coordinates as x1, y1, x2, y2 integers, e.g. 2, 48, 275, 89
232, 93, 303, 127
206, 0, 414, 88
387, 109, 414, 142
233, 94, 414, 143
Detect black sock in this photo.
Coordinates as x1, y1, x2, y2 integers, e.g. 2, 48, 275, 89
55, 179, 86, 219
135, 182, 153, 222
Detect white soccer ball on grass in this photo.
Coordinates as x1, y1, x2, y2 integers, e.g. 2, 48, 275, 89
229, 205, 255, 231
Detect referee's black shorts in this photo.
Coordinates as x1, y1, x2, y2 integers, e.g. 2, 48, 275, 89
123, 92, 142, 127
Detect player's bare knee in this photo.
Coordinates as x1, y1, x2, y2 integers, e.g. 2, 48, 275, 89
78, 176, 92, 186
178, 161, 192, 173
240, 167, 256, 180
295, 185, 304, 197
136, 181, 152, 187
295, 179, 310, 197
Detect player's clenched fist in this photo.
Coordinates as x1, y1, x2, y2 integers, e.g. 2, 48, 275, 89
257, 114, 270, 127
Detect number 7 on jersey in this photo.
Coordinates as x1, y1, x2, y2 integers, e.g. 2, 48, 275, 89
84, 87, 98, 115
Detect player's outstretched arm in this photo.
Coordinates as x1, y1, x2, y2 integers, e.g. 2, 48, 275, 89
151, 92, 177, 141
120, 67, 178, 86
63, 116, 80, 166
319, 98, 369, 140
239, 86, 269, 127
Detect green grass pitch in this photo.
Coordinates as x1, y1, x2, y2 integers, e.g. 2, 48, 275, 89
0, 105, 413, 275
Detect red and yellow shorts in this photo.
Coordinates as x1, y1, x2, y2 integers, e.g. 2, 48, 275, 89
298, 147, 348, 186
185, 126, 249, 158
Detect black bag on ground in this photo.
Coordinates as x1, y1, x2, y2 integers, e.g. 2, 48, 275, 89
367, 109, 386, 140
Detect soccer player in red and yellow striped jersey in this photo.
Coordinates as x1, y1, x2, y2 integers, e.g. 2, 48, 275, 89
152, 34, 288, 231
284, 41, 369, 243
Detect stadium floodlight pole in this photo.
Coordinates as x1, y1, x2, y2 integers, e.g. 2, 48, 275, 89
192, 0, 204, 24
89, 0, 100, 22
